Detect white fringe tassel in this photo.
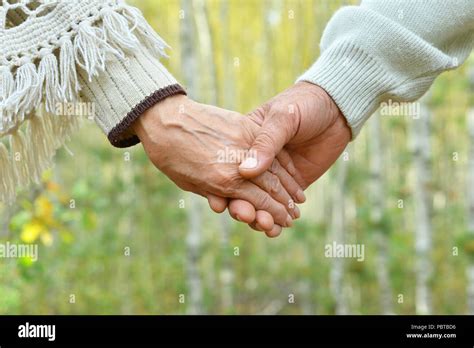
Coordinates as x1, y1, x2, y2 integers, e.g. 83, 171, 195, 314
0, 3, 167, 204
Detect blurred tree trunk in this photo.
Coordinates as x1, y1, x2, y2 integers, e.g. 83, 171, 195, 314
261, 0, 281, 99
195, 0, 235, 312
369, 115, 394, 314
291, 0, 304, 77
299, 247, 314, 314
180, 0, 203, 315
0, 206, 13, 238
216, 0, 234, 312
330, 159, 348, 314
220, 0, 235, 110
218, 213, 233, 312
185, 194, 204, 314
194, 0, 217, 105
118, 156, 134, 314
412, 94, 433, 315
466, 64, 474, 314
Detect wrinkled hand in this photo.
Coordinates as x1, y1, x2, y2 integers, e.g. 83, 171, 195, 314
132, 94, 305, 227
207, 81, 351, 236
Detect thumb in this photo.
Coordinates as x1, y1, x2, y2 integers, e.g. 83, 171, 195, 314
239, 110, 292, 179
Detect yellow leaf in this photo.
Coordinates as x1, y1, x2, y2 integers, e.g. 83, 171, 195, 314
35, 196, 54, 224
20, 221, 43, 243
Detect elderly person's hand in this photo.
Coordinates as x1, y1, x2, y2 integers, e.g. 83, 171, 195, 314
207, 82, 351, 236
132, 94, 305, 228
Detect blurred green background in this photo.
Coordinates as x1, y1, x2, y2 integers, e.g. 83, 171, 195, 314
1, 0, 474, 315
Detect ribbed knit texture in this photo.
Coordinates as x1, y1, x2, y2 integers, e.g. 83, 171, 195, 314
298, 0, 474, 138
78, 44, 184, 147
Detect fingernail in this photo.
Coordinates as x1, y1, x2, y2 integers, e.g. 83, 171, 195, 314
235, 214, 242, 222
296, 189, 306, 203
240, 157, 258, 169
286, 215, 293, 227
294, 205, 300, 219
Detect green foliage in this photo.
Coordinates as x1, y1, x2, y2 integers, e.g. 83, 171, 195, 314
457, 232, 474, 259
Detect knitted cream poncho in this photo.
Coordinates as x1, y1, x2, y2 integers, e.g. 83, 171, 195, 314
0, 0, 184, 203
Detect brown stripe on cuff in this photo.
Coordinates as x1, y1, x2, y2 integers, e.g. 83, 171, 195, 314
108, 84, 187, 148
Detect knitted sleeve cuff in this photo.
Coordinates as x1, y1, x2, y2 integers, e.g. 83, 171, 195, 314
79, 44, 186, 148
297, 41, 396, 139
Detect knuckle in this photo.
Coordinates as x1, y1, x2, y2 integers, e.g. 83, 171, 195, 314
220, 178, 239, 196
212, 164, 241, 196
287, 162, 297, 176
278, 149, 293, 168
277, 155, 289, 168
256, 192, 271, 210
248, 106, 266, 125
268, 175, 281, 195
222, 185, 238, 197
269, 160, 279, 174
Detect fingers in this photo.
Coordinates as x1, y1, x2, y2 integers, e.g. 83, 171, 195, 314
198, 182, 291, 238
228, 199, 256, 223
249, 214, 282, 238
229, 205, 274, 232
226, 201, 281, 238
239, 108, 294, 179
250, 220, 282, 237
217, 196, 274, 230
265, 224, 283, 238
206, 194, 228, 213
251, 169, 298, 219
270, 158, 306, 204
255, 210, 274, 231
209, 196, 283, 238
277, 149, 307, 190
231, 181, 292, 227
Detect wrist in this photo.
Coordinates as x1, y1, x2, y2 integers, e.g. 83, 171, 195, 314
132, 94, 191, 141
295, 81, 340, 117
152, 94, 190, 117
295, 81, 352, 138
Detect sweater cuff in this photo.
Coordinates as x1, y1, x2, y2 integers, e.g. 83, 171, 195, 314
79, 45, 186, 147
297, 41, 398, 138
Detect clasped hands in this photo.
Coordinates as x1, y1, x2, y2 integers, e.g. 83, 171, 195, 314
132, 81, 351, 237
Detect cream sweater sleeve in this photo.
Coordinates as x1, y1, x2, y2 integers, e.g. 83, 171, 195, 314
79, 44, 185, 148
0, 0, 184, 203
297, 0, 474, 138
75, 4, 186, 148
